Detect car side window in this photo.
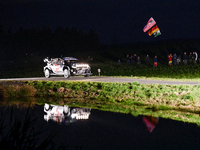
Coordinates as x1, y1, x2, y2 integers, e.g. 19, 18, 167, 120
51, 59, 62, 66
57, 59, 63, 65
64, 60, 70, 66
52, 59, 57, 65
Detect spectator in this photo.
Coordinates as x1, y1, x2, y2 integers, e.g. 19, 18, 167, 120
195, 52, 198, 64
177, 55, 181, 65
183, 52, 188, 65
134, 54, 137, 63
168, 54, 173, 66
192, 52, 195, 64
118, 59, 121, 65
130, 55, 134, 65
188, 52, 192, 64
153, 55, 157, 67
132, 55, 135, 64
145, 55, 150, 66
137, 56, 141, 66
173, 53, 177, 66
126, 54, 130, 65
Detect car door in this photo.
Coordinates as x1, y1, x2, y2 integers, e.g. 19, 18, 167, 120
51, 58, 63, 74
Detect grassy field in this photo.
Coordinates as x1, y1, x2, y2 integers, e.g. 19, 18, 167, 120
90, 62, 200, 79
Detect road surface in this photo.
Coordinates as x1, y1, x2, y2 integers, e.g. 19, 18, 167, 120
0, 76, 200, 85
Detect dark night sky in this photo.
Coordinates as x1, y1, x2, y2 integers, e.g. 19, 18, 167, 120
0, 0, 200, 44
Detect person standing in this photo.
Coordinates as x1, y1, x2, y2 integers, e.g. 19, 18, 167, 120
133, 54, 137, 64
177, 55, 181, 65
195, 52, 198, 64
126, 54, 130, 65
168, 54, 173, 66
130, 55, 134, 65
137, 56, 141, 66
188, 52, 192, 64
183, 52, 188, 65
192, 52, 195, 64
118, 59, 121, 65
145, 55, 150, 66
153, 55, 157, 67
173, 53, 177, 66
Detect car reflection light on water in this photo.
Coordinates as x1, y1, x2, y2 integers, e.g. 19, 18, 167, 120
44, 103, 91, 124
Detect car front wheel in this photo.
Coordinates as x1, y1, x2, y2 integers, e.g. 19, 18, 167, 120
45, 69, 50, 78
84, 69, 90, 77
84, 74, 89, 77
64, 69, 70, 78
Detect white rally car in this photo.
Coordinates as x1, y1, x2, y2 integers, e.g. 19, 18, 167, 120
43, 57, 92, 78
44, 103, 91, 123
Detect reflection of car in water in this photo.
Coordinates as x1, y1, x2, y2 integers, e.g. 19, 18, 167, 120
70, 108, 91, 120
143, 116, 159, 132
43, 57, 92, 78
44, 103, 91, 124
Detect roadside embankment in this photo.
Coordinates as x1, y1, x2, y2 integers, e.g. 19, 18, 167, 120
1, 80, 200, 111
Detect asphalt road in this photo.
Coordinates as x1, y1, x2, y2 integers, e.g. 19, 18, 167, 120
0, 76, 200, 85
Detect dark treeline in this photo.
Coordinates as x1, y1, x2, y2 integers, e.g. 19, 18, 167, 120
0, 25, 100, 61
1, 23, 200, 73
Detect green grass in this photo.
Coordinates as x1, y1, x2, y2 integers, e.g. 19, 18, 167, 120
23, 80, 200, 113
91, 63, 200, 80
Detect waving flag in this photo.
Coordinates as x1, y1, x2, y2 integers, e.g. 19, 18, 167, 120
153, 30, 161, 37
143, 17, 161, 37
148, 25, 160, 36
143, 17, 156, 32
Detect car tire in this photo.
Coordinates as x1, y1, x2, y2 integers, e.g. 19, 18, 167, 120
64, 69, 70, 78
45, 69, 50, 78
84, 69, 90, 77
44, 103, 50, 111
84, 74, 89, 77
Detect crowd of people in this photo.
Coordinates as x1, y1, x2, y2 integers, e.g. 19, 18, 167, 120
167, 52, 198, 66
118, 52, 199, 67
119, 54, 158, 67
123, 54, 141, 66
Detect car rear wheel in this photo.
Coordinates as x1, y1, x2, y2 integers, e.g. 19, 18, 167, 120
64, 69, 70, 78
45, 69, 50, 78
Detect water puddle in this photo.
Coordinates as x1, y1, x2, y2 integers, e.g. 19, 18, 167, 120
1, 101, 200, 149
